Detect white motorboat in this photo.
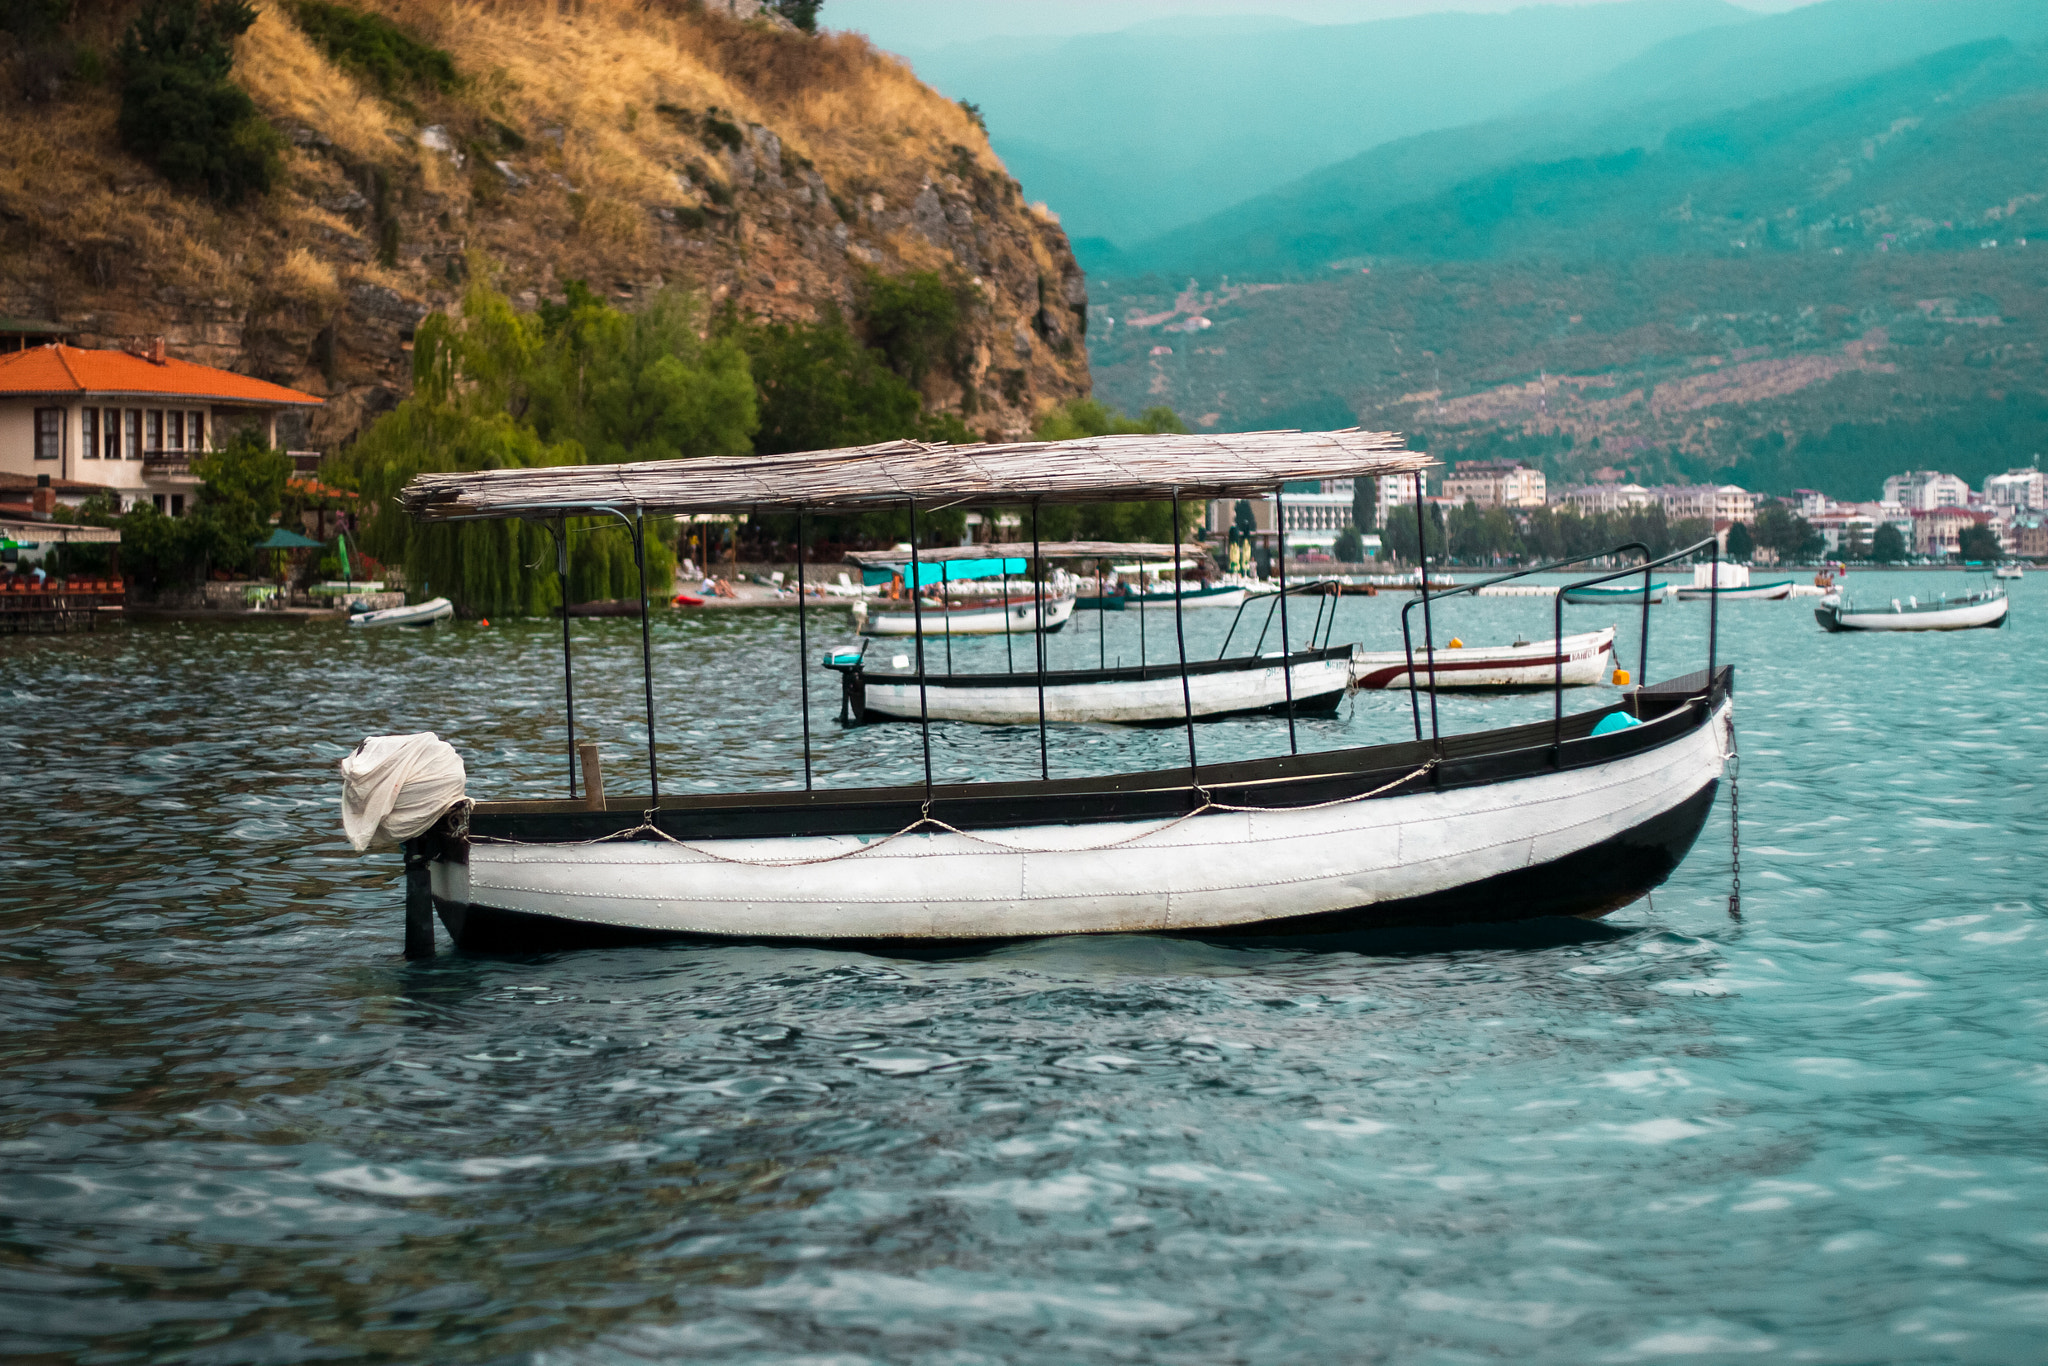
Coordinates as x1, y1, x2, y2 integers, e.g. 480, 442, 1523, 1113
348, 596, 455, 627
1351, 627, 1616, 690
853, 588, 1076, 636
1994, 563, 2024, 580
826, 645, 1355, 725
1815, 587, 2008, 631
1673, 563, 1793, 601
368, 432, 1734, 952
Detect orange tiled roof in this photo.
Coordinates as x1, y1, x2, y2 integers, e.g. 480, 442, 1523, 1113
0, 344, 322, 406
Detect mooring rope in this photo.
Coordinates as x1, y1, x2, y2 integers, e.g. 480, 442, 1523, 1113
464, 762, 1437, 869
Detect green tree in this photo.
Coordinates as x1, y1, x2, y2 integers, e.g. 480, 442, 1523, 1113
332, 276, 742, 614
1382, 500, 1446, 564
184, 429, 293, 574
1871, 523, 1907, 562
1957, 523, 2001, 562
861, 270, 963, 386
1753, 499, 1823, 561
116, 0, 282, 203
526, 283, 756, 463
1725, 520, 1755, 561
735, 308, 923, 455
770, 0, 823, 32
1334, 525, 1364, 562
1351, 474, 1376, 531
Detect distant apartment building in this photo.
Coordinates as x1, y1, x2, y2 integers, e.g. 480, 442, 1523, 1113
1883, 470, 1970, 512
1789, 488, 1833, 519
1557, 482, 1654, 516
1205, 478, 1370, 555
1912, 506, 1993, 558
1651, 484, 1755, 525
1377, 472, 1422, 510
1810, 509, 1879, 555
1983, 467, 2045, 513
2013, 514, 2048, 559
1441, 460, 1546, 509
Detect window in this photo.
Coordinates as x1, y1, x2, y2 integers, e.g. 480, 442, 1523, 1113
189, 410, 204, 452
168, 411, 184, 452
125, 409, 142, 459
170, 494, 185, 517
152, 494, 167, 514
145, 410, 162, 455
34, 407, 61, 461
103, 408, 121, 460
81, 407, 98, 458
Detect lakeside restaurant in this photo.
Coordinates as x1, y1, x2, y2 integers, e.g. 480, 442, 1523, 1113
0, 339, 323, 517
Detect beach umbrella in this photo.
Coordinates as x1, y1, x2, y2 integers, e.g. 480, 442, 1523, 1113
256, 527, 325, 550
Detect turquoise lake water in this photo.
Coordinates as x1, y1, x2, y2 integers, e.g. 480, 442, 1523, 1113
2, 571, 2043, 1363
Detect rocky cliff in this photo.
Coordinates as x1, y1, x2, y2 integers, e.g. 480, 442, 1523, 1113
0, 0, 1091, 449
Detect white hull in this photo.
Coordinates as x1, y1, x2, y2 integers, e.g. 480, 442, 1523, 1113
1817, 592, 2008, 631
434, 699, 1730, 941
1351, 628, 1615, 690
856, 592, 1076, 636
350, 597, 455, 627
1675, 582, 1793, 601
856, 653, 1353, 725
1136, 586, 1248, 609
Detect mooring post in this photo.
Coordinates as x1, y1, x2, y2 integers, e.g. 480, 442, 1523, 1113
402, 838, 433, 959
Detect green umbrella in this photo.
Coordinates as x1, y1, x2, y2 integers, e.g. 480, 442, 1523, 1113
256, 527, 325, 550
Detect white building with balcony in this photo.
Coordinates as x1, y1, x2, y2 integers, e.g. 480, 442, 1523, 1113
0, 340, 322, 516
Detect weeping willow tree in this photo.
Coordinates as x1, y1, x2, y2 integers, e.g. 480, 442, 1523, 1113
333, 273, 757, 615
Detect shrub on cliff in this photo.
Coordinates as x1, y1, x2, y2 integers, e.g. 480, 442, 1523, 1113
286, 0, 455, 105
115, 0, 281, 203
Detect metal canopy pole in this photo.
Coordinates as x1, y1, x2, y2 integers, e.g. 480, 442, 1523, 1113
1413, 472, 1441, 750
555, 517, 577, 798
1274, 486, 1297, 754
795, 508, 813, 791
1098, 561, 1107, 669
1171, 490, 1199, 784
908, 500, 933, 800
1001, 557, 1014, 672
632, 508, 659, 804
1032, 502, 1049, 781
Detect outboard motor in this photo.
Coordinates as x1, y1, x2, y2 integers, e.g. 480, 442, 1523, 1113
820, 642, 869, 724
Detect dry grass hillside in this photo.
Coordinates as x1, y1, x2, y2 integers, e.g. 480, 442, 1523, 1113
0, 0, 1090, 445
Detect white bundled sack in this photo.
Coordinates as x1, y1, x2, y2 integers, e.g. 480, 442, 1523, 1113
340, 733, 467, 852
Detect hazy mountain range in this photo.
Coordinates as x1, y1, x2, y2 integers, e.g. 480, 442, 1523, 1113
889, 0, 2048, 502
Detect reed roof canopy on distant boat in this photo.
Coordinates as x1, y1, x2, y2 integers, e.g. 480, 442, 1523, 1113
843, 541, 1191, 566
396, 430, 1432, 521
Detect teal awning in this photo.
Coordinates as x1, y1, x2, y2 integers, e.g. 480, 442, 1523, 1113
257, 527, 325, 550
862, 556, 1027, 588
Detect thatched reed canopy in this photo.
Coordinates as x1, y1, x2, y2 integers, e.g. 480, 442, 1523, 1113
844, 541, 1198, 566
398, 430, 1430, 522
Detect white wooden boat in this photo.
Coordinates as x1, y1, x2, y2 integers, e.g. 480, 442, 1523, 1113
828, 646, 1355, 725
1351, 627, 1615, 690
1815, 588, 2008, 632
1673, 562, 1793, 601
348, 596, 454, 627
853, 589, 1076, 636
370, 432, 1735, 952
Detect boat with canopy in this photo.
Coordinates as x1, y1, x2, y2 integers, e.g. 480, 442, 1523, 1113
828, 540, 1351, 725
1674, 563, 1793, 601
843, 547, 1076, 636
359, 429, 1736, 953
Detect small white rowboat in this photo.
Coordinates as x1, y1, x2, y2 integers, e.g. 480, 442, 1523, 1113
349, 596, 455, 628
1814, 589, 2008, 632
854, 590, 1076, 636
1350, 627, 1616, 690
